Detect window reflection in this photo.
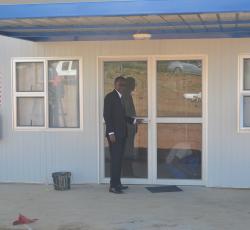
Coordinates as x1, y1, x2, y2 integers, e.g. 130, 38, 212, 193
16, 62, 44, 92
104, 61, 148, 178
243, 59, 250, 90
105, 124, 148, 178
243, 96, 250, 127
17, 97, 44, 127
104, 61, 148, 117
48, 60, 80, 128
157, 123, 202, 179
157, 60, 202, 117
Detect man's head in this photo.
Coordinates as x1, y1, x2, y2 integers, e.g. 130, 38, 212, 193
114, 76, 126, 94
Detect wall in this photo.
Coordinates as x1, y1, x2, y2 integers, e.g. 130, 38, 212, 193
0, 35, 250, 187
0, 36, 98, 183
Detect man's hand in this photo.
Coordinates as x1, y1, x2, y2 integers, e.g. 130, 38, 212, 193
135, 118, 144, 124
109, 134, 116, 143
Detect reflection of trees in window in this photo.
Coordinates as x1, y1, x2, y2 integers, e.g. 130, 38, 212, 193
104, 61, 148, 179
157, 60, 202, 117
104, 61, 148, 117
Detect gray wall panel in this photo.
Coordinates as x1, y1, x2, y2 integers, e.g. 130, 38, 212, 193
1, 35, 250, 187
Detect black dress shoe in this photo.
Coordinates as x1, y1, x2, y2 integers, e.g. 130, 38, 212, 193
109, 187, 123, 194
117, 185, 129, 190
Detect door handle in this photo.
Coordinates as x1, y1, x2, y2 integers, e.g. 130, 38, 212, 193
136, 118, 150, 124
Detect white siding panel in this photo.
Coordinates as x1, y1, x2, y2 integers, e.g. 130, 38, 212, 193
1, 35, 250, 187
0, 36, 45, 183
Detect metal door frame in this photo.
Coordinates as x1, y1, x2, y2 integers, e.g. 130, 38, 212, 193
97, 55, 207, 186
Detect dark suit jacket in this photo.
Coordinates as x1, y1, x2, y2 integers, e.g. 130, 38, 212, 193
104, 90, 134, 139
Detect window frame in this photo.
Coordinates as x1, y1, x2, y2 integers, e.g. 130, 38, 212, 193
238, 55, 250, 132
12, 57, 83, 131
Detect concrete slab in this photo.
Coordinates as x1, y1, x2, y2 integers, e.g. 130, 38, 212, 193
0, 184, 249, 230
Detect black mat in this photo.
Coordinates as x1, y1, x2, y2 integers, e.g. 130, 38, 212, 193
145, 185, 182, 193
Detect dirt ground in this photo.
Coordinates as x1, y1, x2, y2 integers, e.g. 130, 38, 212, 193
0, 184, 250, 230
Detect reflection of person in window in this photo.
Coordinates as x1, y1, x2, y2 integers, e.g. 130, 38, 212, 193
48, 63, 65, 128
122, 77, 137, 176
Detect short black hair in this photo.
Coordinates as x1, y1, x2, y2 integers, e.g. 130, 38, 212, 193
114, 76, 126, 84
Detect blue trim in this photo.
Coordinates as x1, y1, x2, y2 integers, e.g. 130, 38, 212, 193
18, 32, 250, 42
3, 26, 250, 36
0, 0, 250, 20
1, 0, 250, 41
2, 27, 250, 41
1, 19, 250, 32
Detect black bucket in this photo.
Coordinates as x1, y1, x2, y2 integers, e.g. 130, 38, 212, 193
52, 172, 71, 191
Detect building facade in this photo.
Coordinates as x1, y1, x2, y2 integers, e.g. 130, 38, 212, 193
0, 35, 250, 187
1, 1, 250, 188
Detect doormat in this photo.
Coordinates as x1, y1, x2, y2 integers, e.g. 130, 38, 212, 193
145, 185, 182, 193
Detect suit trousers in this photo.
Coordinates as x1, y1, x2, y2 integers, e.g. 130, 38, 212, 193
108, 137, 126, 188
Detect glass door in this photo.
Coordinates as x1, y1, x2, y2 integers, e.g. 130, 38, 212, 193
102, 60, 149, 182
155, 58, 204, 183
99, 56, 205, 185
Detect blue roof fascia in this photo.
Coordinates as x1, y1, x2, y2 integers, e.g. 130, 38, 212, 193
1, 19, 250, 32
3, 27, 250, 40
1, 0, 250, 20
15, 31, 250, 42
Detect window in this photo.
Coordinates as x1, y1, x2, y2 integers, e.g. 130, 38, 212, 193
157, 60, 202, 117
13, 58, 82, 130
239, 56, 250, 131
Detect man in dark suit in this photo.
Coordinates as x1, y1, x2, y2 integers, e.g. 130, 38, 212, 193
104, 76, 139, 194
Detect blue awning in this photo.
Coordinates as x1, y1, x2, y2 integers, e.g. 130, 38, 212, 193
1, 0, 250, 42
